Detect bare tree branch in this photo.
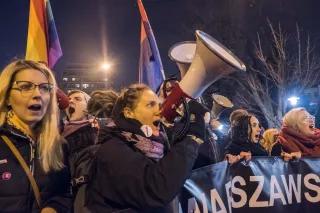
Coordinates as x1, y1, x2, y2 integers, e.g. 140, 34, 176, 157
233, 22, 320, 128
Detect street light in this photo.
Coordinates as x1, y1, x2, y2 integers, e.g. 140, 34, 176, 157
288, 96, 300, 106
217, 124, 224, 131
100, 62, 112, 71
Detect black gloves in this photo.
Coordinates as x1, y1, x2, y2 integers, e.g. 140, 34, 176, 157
187, 100, 210, 141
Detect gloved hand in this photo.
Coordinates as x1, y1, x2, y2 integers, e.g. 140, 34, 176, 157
187, 100, 210, 140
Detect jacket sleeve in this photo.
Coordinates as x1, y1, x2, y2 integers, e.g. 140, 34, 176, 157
42, 145, 73, 213
271, 142, 282, 156
43, 190, 72, 213
224, 142, 242, 155
93, 136, 200, 210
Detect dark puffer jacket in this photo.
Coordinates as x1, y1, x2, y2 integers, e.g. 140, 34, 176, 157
0, 124, 72, 213
85, 118, 201, 212
62, 121, 98, 188
225, 139, 268, 156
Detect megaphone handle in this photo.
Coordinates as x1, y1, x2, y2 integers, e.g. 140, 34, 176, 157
159, 77, 178, 98
161, 83, 192, 123
171, 99, 191, 142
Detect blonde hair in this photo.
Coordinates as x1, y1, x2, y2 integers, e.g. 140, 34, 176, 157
0, 60, 64, 173
282, 107, 307, 130
261, 128, 279, 154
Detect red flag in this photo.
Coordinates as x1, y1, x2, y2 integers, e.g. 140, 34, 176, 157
137, 0, 165, 92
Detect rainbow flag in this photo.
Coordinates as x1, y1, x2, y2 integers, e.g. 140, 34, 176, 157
137, 0, 165, 92
26, 0, 62, 68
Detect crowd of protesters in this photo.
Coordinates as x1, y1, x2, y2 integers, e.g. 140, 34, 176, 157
0, 59, 320, 212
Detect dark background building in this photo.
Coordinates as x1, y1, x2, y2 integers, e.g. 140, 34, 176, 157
61, 63, 111, 94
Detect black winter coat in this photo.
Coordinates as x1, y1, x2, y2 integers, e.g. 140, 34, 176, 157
0, 124, 72, 213
225, 139, 268, 156
62, 121, 98, 213
85, 118, 200, 212
62, 121, 98, 187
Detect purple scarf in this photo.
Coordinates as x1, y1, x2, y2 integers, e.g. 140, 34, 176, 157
121, 131, 164, 160
62, 120, 92, 137
105, 120, 164, 160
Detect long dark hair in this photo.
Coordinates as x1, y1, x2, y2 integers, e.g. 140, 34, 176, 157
230, 114, 253, 144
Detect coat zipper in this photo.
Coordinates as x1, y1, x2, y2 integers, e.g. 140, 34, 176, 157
28, 139, 36, 209
29, 142, 35, 175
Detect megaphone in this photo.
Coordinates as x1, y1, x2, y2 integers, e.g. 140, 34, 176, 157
211, 94, 233, 119
162, 30, 246, 122
168, 41, 196, 78
56, 87, 69, 110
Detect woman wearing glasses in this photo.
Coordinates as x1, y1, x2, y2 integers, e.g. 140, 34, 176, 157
271, 107, 320, 158
0, 60, 71, 213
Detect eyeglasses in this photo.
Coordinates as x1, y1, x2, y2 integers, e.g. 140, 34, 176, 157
11, 81, 53, 97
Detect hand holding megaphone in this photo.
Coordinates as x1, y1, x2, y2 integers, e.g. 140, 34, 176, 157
187, 100, 210, 140
161, 30, 246, 123
160, 82, 191, 122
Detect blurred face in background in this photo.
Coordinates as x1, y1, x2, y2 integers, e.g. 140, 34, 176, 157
66, 92, 89, 121
297, 110, 315, 137
249, 116, 261, 143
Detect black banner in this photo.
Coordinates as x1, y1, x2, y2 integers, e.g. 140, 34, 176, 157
180, 157, 320, 213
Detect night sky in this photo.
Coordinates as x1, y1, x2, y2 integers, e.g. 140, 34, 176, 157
1, 0, 320, 90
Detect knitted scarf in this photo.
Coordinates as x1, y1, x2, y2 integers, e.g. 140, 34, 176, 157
62, 120, 92, 137
6, 110, 37, 143
101, 118, 164, 161
120, 131, 164, 160
277, 127, 320, 156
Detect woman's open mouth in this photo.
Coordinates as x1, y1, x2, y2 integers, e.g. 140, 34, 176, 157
28, 104, 42, 111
